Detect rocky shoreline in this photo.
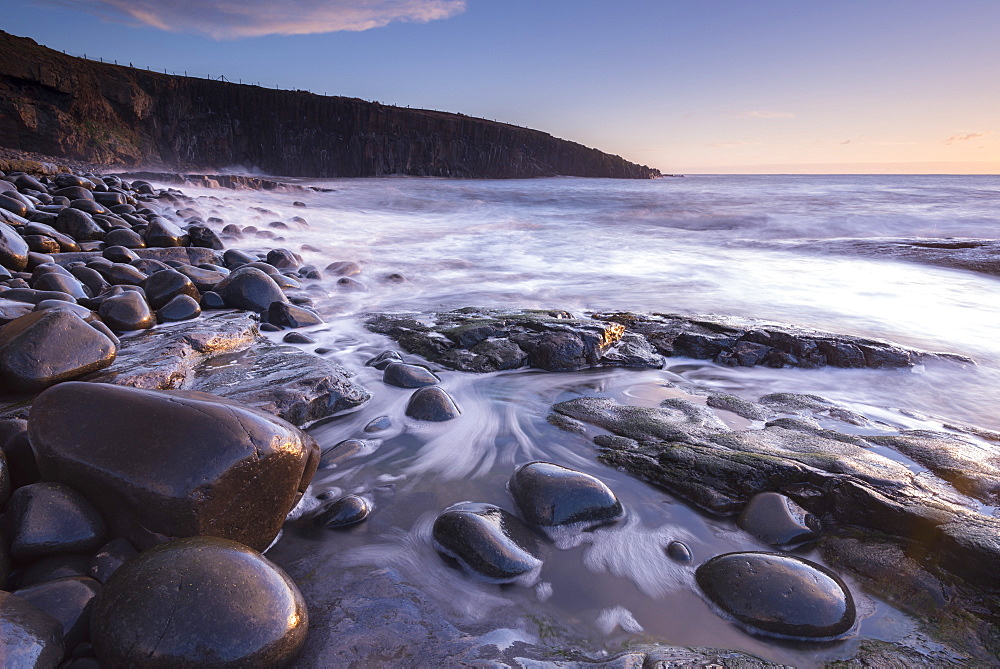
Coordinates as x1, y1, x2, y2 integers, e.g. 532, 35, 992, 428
2, 166, 999, 667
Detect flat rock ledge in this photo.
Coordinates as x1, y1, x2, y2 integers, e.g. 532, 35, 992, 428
365, 308, 973, 373
551, 392, 1000, 661
766, 237, 1000, 278
84, 311, 370, 426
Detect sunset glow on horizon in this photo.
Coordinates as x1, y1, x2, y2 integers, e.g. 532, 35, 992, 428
2, 0, 997, 174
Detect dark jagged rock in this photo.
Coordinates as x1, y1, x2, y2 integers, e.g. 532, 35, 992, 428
405, 386, 461, 422
28, 382, 320, 551
0, 32, 660, 179
13, 576, 101, 651
1, 481, 106, 559
383, 361, 440, 388
0, 590, 65, 667
696, 552, 856, 639
737, 492, 821, 548
509, 461, 624, 529
313, 494, 370, 529
91, 537, 308, 668
432, 502, 542, 582
0, 309, 116, 392
366, 308, 972, 373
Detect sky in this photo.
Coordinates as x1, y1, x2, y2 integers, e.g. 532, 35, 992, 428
2, 0, 999, 174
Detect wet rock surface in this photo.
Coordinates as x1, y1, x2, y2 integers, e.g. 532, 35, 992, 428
312, 494, 370, 529
768, 237, 1000, 278
29, 381, 319, 551
367, 308, 970, 373
1, 481, 106, 559
405, 386, 461, 421
383, 361, 440, 388
91, 537, 308, 668
737, 492, 822, 548
13, 575, 101, 650
433, 502, 542, 582
510, 461, 625, 528
0, 589, 65, 667
696, 552, 856, 639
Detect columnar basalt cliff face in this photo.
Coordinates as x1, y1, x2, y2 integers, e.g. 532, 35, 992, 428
0, 31, 660, 179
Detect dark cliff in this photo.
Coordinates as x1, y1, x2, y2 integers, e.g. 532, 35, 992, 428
0, 31, 660, 179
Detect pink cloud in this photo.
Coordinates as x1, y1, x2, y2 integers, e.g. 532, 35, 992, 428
945, 131, 995, 145
43, 0, 467, 38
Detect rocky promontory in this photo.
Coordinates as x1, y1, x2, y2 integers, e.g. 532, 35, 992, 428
0, 31, 660, 179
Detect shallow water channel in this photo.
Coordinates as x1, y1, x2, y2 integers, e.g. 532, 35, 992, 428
171, 175, 999, 665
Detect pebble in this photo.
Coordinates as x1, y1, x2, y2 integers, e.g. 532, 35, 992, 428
666, 540, 692, 562
383, 361, 440, 388
313, 494, 371, 528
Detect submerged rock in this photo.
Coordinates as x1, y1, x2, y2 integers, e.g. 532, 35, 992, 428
509, 461, 624, 528
695, 552, 856, 639
28, 382, 319, 551
666, 541, 692, 562
738, 492, 821, 548
313, 495, 370, 529
91, 537, 308, 668
405, 386, 461, 421
432, 502, 542, 583
383, 361, 440, 388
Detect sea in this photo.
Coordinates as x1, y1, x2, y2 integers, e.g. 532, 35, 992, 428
170, 174, 999, 665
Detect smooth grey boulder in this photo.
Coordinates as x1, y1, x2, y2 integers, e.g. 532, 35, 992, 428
28, 382, 320, 551
1, 482, 106, 559
13, 576, 101, 651
432, 502, 541, 583
0, 590, 64, 668
509, 461, 624, 528
0, 310, 116, 392
383, 361, 440, 388
738, 491, 821, 548
405, 386, 461, 422
91, 537, 308, 668
214, 267, 288, 312
695, 552, 856, 639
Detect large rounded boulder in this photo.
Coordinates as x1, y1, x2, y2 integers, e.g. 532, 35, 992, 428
432, 502, 542, 583
28, 382, 320, 551
509, 461, 624, 528
91, 536, 307, 667
695, 552, 856, 639
0, 310, 117, 392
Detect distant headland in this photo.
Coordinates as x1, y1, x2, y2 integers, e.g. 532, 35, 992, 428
0, 31, 661, 180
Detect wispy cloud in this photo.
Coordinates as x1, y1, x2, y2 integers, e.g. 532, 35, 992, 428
43, 0, 467, 38
737, 111, 796, 119
710, 141, 764, 148
945, 131, 995, 145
